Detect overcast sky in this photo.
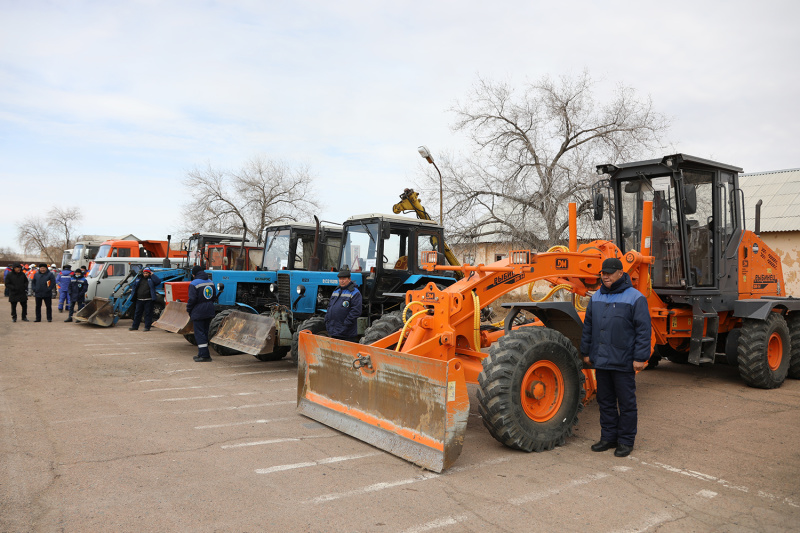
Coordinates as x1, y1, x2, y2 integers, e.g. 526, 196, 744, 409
2, 0, 798, 251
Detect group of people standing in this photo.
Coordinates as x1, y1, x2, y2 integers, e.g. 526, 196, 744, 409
4, 263, 88, 323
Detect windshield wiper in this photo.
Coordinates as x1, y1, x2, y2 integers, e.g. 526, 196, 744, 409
358, 221, 375, 243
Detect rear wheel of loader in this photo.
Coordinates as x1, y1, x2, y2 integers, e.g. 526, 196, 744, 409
477, 327, 585, 452
738, 313, 790, 389
787, 313, 800, 379
291, 316, 328, 365
360, 311, 404, 345
184, 333, 197, 345
209, 310, 244, 356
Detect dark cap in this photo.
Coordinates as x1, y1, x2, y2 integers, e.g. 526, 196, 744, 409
600, 258, 623, 274
39, 263, 48, 268
191, 265, 204, 277
64, 264, 71, 270
337, 268, 351, 279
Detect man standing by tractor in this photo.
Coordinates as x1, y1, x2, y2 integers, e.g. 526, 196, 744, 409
128, 268, 162, 332
581, 257, 651, 458
325, 268, 362, 342
64, 269, 89, 323
187, 265, 216, 362
31, 263, 57, 322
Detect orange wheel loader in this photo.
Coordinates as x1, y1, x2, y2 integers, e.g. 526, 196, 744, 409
296, 153, 800, 472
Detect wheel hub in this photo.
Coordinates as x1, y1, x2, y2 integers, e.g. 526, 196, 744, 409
767, 331, 783, 371
520, 360, 565, 422
526, 380, 546, 400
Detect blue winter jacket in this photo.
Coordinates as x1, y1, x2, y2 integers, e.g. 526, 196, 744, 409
325, 281, 362, 338
31, 270, 57, 298
187, 271, 216, 320
580, 273, 651, 372
130, 272, 162, 301
57, 268, 73, 292
68, 275, 89, 301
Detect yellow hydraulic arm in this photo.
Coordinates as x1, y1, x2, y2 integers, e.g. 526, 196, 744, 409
393, 188, 463, 279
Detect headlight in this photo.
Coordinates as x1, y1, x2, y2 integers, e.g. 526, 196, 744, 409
317, 290, 324, 303
296, 284, 306, 296
269, 283, 276, 293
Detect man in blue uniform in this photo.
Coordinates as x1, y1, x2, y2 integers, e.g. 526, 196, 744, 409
31, 263, 57, 322
128, 268, 162, 331
64, 269, 89, 322
325, 268, 362, 342
581, 257, 651, 458
56, 264, 73, 312
187, 265, 216, 362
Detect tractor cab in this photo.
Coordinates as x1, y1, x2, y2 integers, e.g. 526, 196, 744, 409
261, 222, 341, 272
205, 242, 263, 271
184, 232, 247, 269
596, 154, 744, 300
340, 213, 453, 307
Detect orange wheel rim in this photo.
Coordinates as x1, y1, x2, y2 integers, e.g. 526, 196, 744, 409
767, 332, 783, 371
521, 360, 564, 422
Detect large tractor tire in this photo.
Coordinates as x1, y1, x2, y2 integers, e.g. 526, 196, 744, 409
737, 313, 790, 389
476, 327, 585, 452
291, 316, 328, 365
209, 310, 244, 356
360, 311, 404, 345
787, 313, 800, 379
184, 333, 197, 345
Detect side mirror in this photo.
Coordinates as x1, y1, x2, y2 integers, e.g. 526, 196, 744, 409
593, 193, 604, 221
683, 185, 697, 215
222, 256, 229, 266
381, 224, 392, 240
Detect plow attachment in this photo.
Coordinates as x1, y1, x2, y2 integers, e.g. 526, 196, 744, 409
296, 333, 470, 473
210, 311, 276, 355
74, 298, 115, 327
153, 302, 193, 334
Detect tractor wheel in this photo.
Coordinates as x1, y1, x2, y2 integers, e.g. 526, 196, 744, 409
788, 313, 800, 379
209, 310, 243, 356
655, 342, 690, 364
476, 327, 585, 452
737, 313, 790, 389
184, 333, 197, 346
291, 316, 328, 365
255, 346, 290, 362
723, 329, 741, 367
360, 311, 404, 345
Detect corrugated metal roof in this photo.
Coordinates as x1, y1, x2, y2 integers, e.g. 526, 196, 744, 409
740, 168, 800, 232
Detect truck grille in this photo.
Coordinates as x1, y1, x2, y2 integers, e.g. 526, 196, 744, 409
277, 273, 291, 307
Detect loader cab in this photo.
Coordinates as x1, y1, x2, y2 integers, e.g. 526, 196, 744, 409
261, 223, 342, 272
597, 154, 744, 297
206, 242, 263, 271
339, 214, 452, 306
184, 232, 245, 269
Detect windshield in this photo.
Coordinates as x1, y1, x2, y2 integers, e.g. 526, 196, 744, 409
262, 229, 291, 270
71, 245, 85, 261
88, 263, 103, 278
95, 244, 112, 259
322, 236, 341, 271
207, 246, 225, 269
62, 252, 71, 267
340, 223, 378, 272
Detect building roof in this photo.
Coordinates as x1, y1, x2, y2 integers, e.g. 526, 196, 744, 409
739, 168, 800, 233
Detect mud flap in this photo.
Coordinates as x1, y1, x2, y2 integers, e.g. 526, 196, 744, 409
153, 302, 193, 334
210, 311, 277, 355
296, 333, 470, 473
74, 298, 115, 327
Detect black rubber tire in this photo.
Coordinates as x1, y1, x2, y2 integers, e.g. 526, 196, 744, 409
291, 316, 328, 365
255, 346, 290, 362
476, 327, 585, 452
655, 342, 690, 364
644, 350, 661, 370
360, 311, 404, 345
724, 329, 741, 367
737, 313, 790, 389
184, 333, 197, 345
209, 309, 244, 356
787, 313, 800, 379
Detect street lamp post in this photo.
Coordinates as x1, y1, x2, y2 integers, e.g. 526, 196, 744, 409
417, 145, 443, 226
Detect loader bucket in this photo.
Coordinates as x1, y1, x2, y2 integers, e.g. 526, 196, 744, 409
296, 333, 470, 473
153, 302, 193, 334
74, 298, 115, 327
210, 311, 277, 355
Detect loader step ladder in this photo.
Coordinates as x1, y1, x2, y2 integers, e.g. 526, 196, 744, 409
688, 304, 718, 365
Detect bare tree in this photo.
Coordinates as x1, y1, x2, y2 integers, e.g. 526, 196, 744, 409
16, 217, 58, 264
48, 206, 82, 249
182, 156, 320, 243
420, 71, 669, 250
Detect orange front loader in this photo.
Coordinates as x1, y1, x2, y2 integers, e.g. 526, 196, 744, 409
298, 202, 656, 472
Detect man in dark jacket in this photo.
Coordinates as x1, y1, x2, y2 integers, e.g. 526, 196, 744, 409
581, 257, 651, 458
31, 263, 57, 322
186, 266, 216, 362
128, 268, 162, 331
64, 270, 89, 322
56, 265, 73, 312
4, 263, 30, 322
325, 269, 362, 342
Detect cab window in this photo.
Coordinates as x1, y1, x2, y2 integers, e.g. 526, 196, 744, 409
383, 229, 410, 270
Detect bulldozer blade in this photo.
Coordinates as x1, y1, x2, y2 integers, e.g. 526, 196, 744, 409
153, 302, 193, 334
210, 311, 276, 356
296, 333, 470, 473
74, 298, 115, 327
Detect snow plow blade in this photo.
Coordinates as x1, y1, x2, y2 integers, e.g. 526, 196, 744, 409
153, 302, 193, 334
296, 332, 470, 473
210, 311, 277, 356
74, 298, 114, 327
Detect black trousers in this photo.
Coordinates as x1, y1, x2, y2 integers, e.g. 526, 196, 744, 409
35, 297, 53, 321
68, 298, 86, 319
595, 368, 638, 446
131, 299, 154, 329
10, 300, 28, 320
193, 317, 212, 357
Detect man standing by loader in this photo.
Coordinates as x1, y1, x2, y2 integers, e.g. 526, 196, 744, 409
325, 268, 362, 342
128, 268, 162, 332
581, 257, 651, 458
187, 265, 216, 362
64, 269, 89, 323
